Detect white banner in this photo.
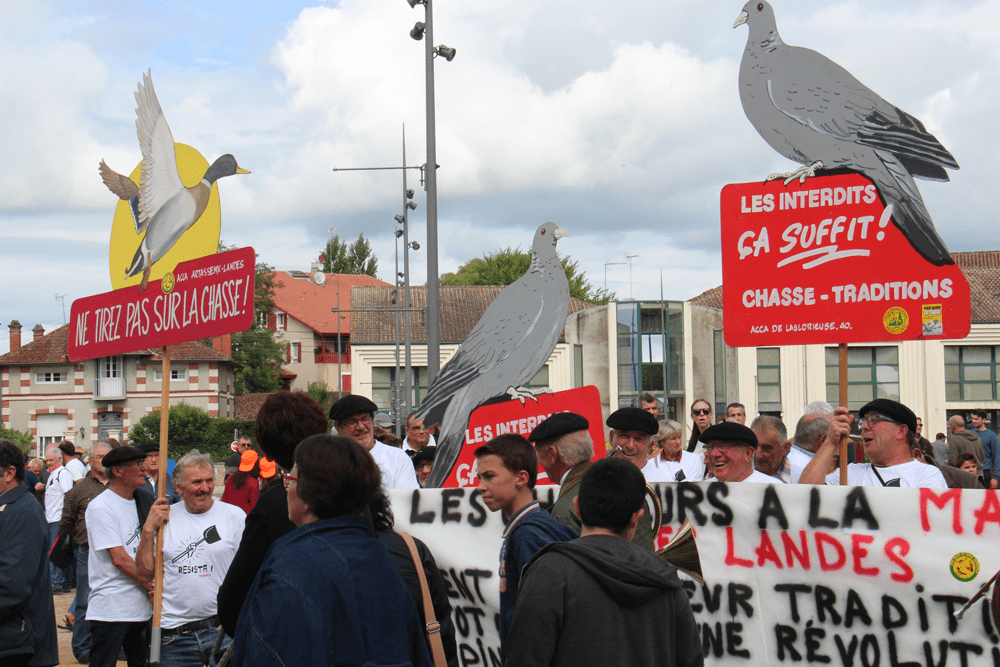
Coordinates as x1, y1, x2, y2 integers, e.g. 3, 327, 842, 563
390, 484, 1000, 667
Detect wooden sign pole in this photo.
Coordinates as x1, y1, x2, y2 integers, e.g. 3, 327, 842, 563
838, 343, 849, 486
149, 345, 171, 665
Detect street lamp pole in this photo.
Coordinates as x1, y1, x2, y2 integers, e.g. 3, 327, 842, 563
422, 0, 441, 384
627, 254, 639, 299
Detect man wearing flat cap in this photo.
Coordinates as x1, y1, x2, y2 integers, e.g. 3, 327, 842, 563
607, 408, 670, 484
529, 412, 595, 533
330, 395, 418, 488
85, 446, 156, 667
138, 442, 180, 504
800, 399, 946, 487
411, 446, 437, 487
606, 408, 667, 550
702, 422, 781, 483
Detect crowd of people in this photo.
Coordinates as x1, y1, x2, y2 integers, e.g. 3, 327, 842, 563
1, 388, 995, 666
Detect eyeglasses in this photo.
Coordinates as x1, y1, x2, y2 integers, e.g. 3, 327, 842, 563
341, 415, 372, 429
692, 408, 712, 416
281, 473, 298, 489
857, 414, 900, 429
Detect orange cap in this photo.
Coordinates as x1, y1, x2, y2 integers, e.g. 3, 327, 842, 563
239, 450, 259, 472
259, 457, 277, 479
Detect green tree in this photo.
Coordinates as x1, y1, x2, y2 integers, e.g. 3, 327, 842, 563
128, 406, 254, 462
128, 403, 213, 448
306, 381, 340, 417
0, 425, 33, 454
321, 233, 378, 276
220, 241, 286, 394
441, 247, 616, 304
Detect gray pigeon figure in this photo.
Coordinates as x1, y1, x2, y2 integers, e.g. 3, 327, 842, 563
734, 0, 959, 266
417, 222, 570, 487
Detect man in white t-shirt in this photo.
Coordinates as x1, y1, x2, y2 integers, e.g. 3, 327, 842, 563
85, 445, 154, 667
702, 422, 782, 484
800, 399, 947, 488
138, 450, 245, 667
45, 445, 76, 592
59, 441, 86, 483
329, 395, 418, 488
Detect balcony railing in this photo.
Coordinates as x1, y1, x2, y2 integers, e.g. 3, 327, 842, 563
93, 377, 126, 400
315, 352, 349, 364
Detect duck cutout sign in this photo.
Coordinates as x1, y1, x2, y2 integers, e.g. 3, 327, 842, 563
100, 71, 249, 292
68, 71, 255, 363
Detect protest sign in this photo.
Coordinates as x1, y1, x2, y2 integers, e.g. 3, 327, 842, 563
438, 385, 606, 488
720, 174, 971, 347
68, 246, 255, 362
392, 484, 1000, 666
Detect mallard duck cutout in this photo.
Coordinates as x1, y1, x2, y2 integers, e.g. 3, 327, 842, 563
99, 70, 249, 291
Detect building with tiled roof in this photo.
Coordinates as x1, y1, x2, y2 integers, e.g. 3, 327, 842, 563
0, 321, 238, 456
267, 271, 391, 393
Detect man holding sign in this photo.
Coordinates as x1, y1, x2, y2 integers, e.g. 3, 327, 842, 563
137, 451, 244, 667
800, 399, 945, 488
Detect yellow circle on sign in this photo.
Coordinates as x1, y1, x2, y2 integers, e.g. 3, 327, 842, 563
161, 272, 175, 294
108, 143, 221, 290
883, 307, 909, 335
950, 552, 979, 582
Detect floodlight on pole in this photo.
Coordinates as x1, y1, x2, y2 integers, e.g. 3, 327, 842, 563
410, 22, 425, 40
394, 214, 405, 223
406, 0, 454, 384
435, 45, 456, 61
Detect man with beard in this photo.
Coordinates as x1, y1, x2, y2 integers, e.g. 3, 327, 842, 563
801, 400, 946, 488
330, 395, 418, 489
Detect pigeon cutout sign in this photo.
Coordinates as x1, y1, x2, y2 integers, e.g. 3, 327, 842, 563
734, 1, 958, 267
722, 1, 970, 346
416, 222, 570, 488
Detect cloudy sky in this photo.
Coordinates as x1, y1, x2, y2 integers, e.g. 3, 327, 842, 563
1, 0, 995, 354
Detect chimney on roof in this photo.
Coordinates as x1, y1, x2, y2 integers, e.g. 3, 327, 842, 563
211, 334, 232, 357
9, 320, 21, 351
33, 324, 44, 341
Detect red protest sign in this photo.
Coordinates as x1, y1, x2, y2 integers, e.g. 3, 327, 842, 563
720, 174, 970, 347
68, 247, 255, 361
440, 385, 606, 488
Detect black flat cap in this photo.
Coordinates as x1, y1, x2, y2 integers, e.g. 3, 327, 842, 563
412, 446, 437, 462
138, 442, 160, 454
699, 422, 758, 447
102, 445, 147, 467
329, 395, 379, 422
859, 399, 917, 434
606, 408, 659, 435
530, 412, 589, 442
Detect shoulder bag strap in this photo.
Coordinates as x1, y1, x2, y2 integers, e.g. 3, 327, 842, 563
399, 531, 447, 667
